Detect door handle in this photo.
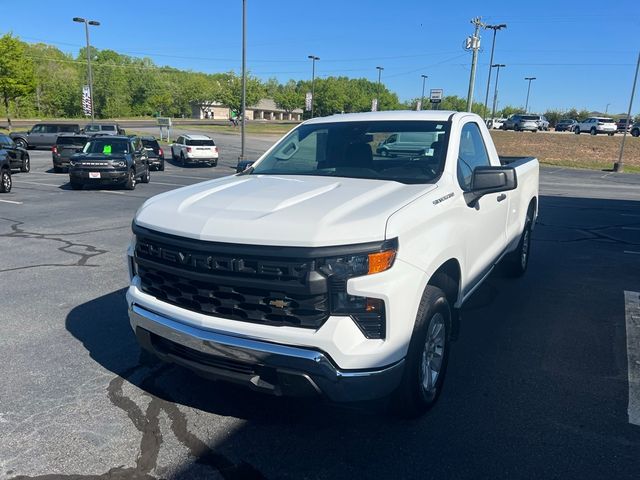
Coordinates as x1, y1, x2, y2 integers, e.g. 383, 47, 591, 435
497, 194, 507, 202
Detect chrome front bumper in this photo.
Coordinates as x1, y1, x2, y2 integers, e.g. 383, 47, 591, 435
129, 304, 404, 402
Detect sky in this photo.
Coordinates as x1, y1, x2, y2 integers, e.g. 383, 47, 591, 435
1, 0, 639, 115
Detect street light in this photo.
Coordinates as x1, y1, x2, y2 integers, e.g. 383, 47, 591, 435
376, 66, 384, 111
605, 103, 611, 114
524, 77, 536, 113
419, 75, 428, 111
73, 17, 100, 123
308, 55, 320, 118
482, 24, 507, 121
491, 64, 506, 123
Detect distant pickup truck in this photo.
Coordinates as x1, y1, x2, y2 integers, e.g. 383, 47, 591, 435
127, 111, 539, 416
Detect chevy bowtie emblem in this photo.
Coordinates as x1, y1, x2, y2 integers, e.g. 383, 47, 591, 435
269, 299, 289, 309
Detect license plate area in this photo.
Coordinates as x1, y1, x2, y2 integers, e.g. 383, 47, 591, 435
89, 172, 101, 179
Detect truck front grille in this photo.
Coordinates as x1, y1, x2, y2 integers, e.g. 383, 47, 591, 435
138, 265, 328, 327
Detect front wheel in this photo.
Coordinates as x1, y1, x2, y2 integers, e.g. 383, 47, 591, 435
590, 128, 597, 135
632, 129, 640, 137
14, 138, 27, 149
0, 170, 12, 193
575, 127, 581, 134
392, 286, 451, 417
124, 169, 136, 190
20, 154, 30, 173
608, 133, 614, 136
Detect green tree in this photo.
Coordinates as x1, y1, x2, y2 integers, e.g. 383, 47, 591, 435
273, 80, 304, 113
215, 72, 264, 116
0, 34, 36, 128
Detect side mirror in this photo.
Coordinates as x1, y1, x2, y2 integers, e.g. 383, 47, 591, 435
464, 166, 517, 206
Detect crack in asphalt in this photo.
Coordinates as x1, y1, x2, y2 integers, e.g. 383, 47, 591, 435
0, 218, 111, 272
10, 364, 265, 480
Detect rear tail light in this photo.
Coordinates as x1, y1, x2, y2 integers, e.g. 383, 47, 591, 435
186, 147, 192, 153
52, 145, 57, 154
158, 148, 163, 157
214, 146, 218, 153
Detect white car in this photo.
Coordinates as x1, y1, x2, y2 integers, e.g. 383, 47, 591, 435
127, 111, 539, 416
487, 118, 506, 130
170, 134, 219, 166
574, 117, 617, 136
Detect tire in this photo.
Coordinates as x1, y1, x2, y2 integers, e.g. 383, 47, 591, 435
575, 127, 580, 134
392, 285, 451, 417
608, 133, 614, 136
503, 207, 534, 277
53, 166, 63, 173
590, 128, 597, 136
70, 181, 83, 190
20, 154, 30, 173
0, 169, 12, 193
14, 138, 27, 149
381, 149, 389, 157
171, 148, 177, 161
180, 152, 186, 166
140, 164, 150, 183
158, 159, 165, 171
210, 159, 217, 167
632, 128, 639, 137
514, 125, 521, 132
124, 169, 136, 190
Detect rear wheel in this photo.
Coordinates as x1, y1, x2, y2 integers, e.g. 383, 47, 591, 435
140, 164, 150, 183
503, 207, 534, 277
171, 147, 177, 160
392, 286, 451, 417
180, 152, 186, 166
575, 127, 581, 134
632, 128, 640, 137
158, 159, 165, 171
608, 132, 614, 136
20, 154, 30, 173
590, 128, 597, 135
0, 169, 12, 193
514, 125, 521, 132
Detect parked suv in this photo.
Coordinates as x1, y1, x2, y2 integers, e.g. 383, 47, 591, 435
170, 134, 218, 166
10, 123, 80, 149
616, 118, 633, 133
141, 136, 165, 171
82, 123, 126, 136
52, 134, 89, 172
555, 119, 577, 132
535, 115, 549, 131
0, 134, 30, 172
575, 117, 617, 136
502, 114, 539, 132
68, 136, 150, 190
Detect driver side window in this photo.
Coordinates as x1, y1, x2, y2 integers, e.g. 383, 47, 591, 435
457, 122, 490, 191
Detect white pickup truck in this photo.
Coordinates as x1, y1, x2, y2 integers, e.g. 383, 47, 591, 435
126, 111, 539, 416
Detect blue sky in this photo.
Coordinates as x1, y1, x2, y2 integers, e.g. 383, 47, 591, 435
2, 0, 639, 115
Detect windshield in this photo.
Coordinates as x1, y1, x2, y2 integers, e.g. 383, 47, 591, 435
520, 115, 539, 121
186, 139, 215, 146
250, 120, 450, 184
83, 138, 129, 154
57, 136, 88, 146
84, 125, 100, 132
598, 118, 615, 123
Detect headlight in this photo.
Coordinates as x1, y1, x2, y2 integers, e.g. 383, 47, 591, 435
319, 239, 397, 339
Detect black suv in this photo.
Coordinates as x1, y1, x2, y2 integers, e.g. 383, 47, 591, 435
141, 136, 165, 171
0, 134, 30, 172
10, 123, 80, 149
52, 134, 89, 172
68, 136, 150, 190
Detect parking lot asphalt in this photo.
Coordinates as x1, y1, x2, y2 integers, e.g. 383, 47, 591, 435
1, 134, 640, 479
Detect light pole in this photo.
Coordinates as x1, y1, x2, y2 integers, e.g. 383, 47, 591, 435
524, 77, 536, 113
240, 0, 246, 161
491, 64, 506, 122
376, 66, 384, 111
614, 50, 640, 173
605, 103, 611, 114
73, 17, 100, 123
308, 55, 319, 118
482, 24, 507, 121
419, 75, 428, 111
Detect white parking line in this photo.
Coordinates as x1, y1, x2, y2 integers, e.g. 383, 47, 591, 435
0, 199, 22, 205
150, 181, 190, 187
624, 291, 640, 426
96, 190, 126, 195
624, 251, 640, 255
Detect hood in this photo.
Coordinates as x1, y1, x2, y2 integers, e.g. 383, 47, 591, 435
135, 174, 436, 247
74, 153, 128, 161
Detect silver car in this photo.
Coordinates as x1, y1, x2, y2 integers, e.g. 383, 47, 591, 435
502, 114, 539, 132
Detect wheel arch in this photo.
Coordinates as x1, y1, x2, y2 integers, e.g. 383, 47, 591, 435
427, 258, 461, 308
